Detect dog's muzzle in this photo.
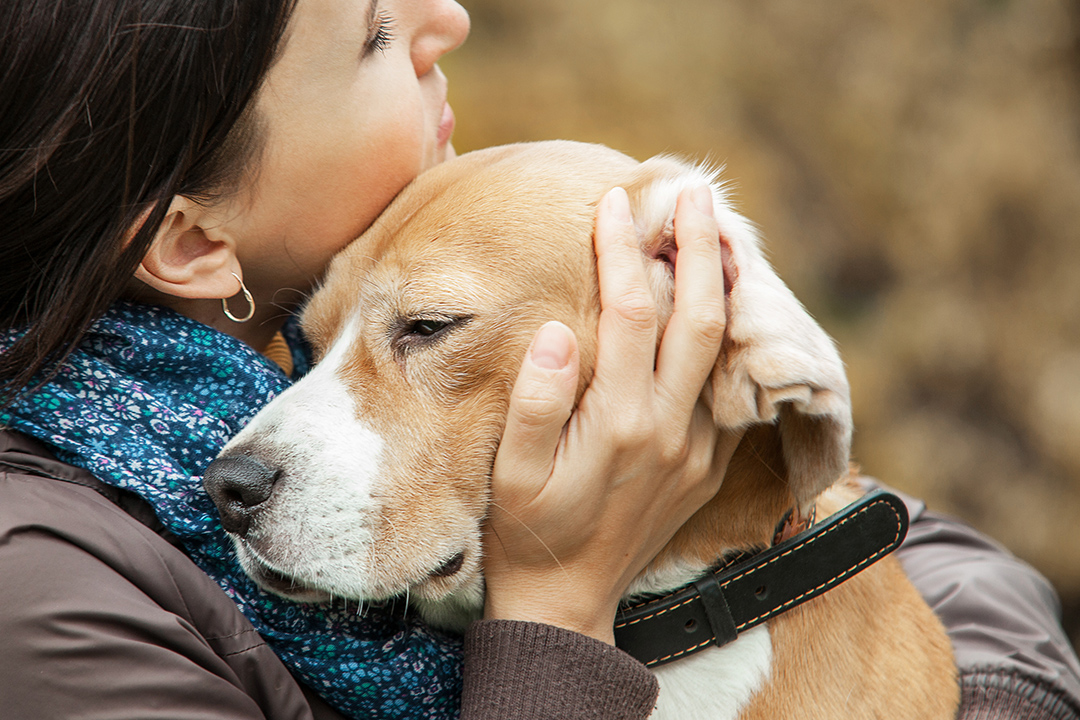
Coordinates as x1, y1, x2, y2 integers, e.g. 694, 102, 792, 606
203, 454, 281, 536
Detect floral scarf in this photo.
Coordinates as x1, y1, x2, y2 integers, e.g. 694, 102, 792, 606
0, 301, 463, 719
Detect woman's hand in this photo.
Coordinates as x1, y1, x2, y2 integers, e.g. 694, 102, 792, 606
483, 184, 743, 644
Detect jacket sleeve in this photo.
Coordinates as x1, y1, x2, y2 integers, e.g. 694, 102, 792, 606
462, 620, 659, 719
0, 471, 335, 720
0, 528, 331, 720
869, 480, 1080, 720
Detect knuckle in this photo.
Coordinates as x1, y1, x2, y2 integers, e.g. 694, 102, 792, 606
610, 290, 658, 330
682, 443, 715, 484
608, 409, 655, 450
658, 435, 691, 468
510, 387, 569, 428
685, 300, 727, 344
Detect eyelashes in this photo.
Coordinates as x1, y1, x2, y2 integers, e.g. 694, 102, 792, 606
364, 11, 396, 57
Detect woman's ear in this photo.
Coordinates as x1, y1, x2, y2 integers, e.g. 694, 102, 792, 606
134, 196, 242, 300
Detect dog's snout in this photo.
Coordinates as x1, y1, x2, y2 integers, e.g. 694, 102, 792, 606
203, 455, 282, 536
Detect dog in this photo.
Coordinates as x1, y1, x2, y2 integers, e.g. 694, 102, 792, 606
204, 141, 958, 718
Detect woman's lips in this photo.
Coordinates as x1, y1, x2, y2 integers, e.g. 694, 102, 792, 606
437, 102, 456, 146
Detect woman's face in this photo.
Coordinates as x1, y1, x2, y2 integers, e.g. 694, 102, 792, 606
227, 0, 470, 301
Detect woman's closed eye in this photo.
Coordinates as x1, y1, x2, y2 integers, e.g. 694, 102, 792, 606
362, 9, 396, 58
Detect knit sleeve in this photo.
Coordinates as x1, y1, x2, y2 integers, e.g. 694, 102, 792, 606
959, 669, 1080, 720
461, 620, 659, 719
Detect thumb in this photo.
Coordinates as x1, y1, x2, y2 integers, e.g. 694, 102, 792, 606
493, 321, 580, 505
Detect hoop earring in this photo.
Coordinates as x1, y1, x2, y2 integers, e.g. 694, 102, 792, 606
222, 272, 255, 323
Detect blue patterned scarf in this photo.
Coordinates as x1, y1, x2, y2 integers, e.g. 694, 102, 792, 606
0, 301, 463, 719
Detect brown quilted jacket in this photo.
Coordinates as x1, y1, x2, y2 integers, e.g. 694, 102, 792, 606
1, 429, 1078, 719
0, 430, 656, 720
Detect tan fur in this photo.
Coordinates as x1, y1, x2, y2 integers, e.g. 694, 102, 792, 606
250, 140, 957, 717
728, 479, 958, 719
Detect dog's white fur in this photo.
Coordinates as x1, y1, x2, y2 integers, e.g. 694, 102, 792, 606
652, 626, 773, 719
217, 141, 958, 718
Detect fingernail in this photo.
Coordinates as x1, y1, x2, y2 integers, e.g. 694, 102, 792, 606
529, 322, 573, 370
691, 185, 714, 217
605, 186, 633, 224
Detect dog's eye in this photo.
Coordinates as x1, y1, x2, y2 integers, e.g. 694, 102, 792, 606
409, 319, 451, 337
393, 315, 472, 354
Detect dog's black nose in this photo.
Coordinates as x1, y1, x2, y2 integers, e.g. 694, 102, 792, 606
203, 455, 281, 537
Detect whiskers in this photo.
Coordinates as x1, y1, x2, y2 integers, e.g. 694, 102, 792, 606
488, 501, 567, 579
744, 432, 785, 485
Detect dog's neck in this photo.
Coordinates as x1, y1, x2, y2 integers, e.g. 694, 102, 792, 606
624, 425, 798, 600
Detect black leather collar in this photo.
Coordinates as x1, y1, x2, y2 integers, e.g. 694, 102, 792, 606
614, 490, 909, 667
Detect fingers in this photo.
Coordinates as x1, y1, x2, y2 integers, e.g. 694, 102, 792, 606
592, 187, 658, 391
655, 185, 727, 415
491, 321, 580, 507
483, 184, 739, 645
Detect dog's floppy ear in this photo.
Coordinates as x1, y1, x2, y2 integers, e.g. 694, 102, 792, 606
623, 156, 853, 511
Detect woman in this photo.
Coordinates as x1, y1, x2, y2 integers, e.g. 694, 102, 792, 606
0, 0, 737, 718
1, 1, 1077, 719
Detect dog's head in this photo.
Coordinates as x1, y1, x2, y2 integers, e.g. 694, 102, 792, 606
203, 141, 851, 626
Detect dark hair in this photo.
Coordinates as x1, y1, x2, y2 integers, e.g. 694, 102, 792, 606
0, 0, 297, 401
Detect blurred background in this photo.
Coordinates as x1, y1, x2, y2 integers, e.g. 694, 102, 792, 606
441, 0, 1080, 648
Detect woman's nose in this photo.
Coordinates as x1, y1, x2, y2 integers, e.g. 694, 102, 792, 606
412, 0, 470, 78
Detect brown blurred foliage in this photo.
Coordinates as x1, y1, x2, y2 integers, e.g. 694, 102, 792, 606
442, 0, 1080, 648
